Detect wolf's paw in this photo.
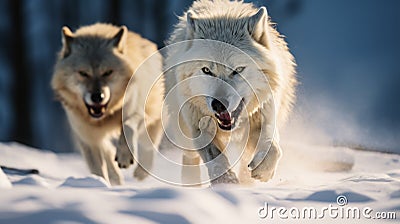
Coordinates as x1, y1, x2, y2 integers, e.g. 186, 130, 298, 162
115, 139, 134, 169
133, 165, 149, 181
115, 152, 134, 169
249, 154, 278, 182
250, 163, 276, 182
211, 170, 239, 185
249, 142, 281, 182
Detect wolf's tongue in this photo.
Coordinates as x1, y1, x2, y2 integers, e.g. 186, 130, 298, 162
220, 111, 231, 121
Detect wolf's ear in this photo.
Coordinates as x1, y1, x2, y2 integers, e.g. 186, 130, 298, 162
187, 11, 196, 32
61, 26, 74, 58
111, 26, 128, 54
247, 7, 270, 49
186, 11, 197, 39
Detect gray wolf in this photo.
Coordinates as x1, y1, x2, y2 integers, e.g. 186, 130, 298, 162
163, 0, 297, 185
52, 23, 164, 185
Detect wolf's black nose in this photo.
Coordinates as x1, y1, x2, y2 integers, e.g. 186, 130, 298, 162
91, 92, 105, 104
211, 98, 228, 113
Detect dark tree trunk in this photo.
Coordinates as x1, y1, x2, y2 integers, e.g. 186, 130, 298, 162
9, 0, 32, 145
109, 0, 120, 25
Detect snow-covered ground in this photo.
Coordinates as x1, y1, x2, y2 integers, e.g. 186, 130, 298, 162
0, 141, 399, 224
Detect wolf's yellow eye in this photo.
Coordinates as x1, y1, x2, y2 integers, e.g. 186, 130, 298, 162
201, 67, 212, 75
78, 71, 89, 78
102, 70, 113, 77
232, 66, 245, 76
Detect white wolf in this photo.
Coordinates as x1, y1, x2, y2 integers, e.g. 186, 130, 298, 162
163, 0, 297, 185
52, 23, 164, 185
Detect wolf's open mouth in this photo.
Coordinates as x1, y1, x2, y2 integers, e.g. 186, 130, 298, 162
214, 98, 245, 131
85, 103, 108, 118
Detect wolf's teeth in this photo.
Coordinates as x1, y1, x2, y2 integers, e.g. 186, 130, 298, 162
90, 108, 95, 114
101, 107, 106, 113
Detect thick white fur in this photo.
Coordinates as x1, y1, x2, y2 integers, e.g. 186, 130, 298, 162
164, 0, 297, 185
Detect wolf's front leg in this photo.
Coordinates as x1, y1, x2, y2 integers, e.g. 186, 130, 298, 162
103, 144, 124, 186
181, 151, 201, 186
115, 124, 136, 169
77, 139, 109, 183
248, 101, 282, 182
198, 143, 239, 185
194, 116, 238, 185
133, 119, 162, 181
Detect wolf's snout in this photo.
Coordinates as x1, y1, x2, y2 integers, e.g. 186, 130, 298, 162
211, 98, 233, 130
210, 97, 245, 131
84, 87, 111, 119
211, 98, 228, 113
91, 92, 105, 104
84, 87, 110, 106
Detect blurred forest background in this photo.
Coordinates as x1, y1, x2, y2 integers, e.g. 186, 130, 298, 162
0, 0, 399, 153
